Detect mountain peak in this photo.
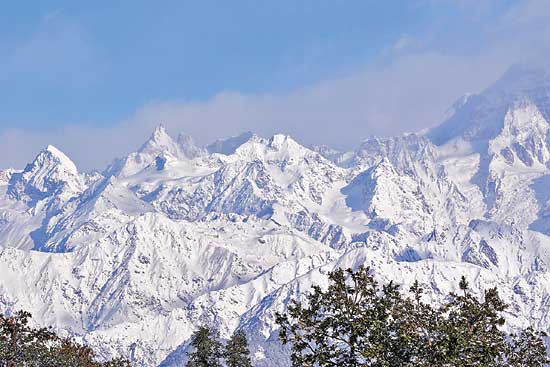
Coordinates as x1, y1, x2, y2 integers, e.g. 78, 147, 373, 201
207, 131, 254, 155
4, 63, 550, 367
106, 126, 206, 177
45, 144, 61, 154
38, 145, 79, 175
152, 124, 168, 139
8, 145, 83, 202
231, 133, 313, 161
139, 124, 178, 154
341, 133, 435, 170
428, 64, 550, 146
269, 134, 296, 149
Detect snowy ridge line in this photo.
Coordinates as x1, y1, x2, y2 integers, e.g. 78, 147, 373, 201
2, 65, 550, 365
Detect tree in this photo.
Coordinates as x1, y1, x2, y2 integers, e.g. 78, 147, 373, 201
50, 338, 106, 367
0, 310, 132, 367
224, 330, 253, 367
276, 267, 550, 367
0, 311, 56, 367
185, 326, 223, 367
507, 327, 548, 367
276, 266, 415, 366
439, 276, 509, 366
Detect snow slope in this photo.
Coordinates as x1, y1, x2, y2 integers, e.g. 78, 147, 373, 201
2, 65, 550, 366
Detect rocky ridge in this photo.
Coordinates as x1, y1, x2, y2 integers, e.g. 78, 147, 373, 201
2, 66, 550, 366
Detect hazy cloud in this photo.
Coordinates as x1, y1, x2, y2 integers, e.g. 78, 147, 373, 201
1, 0, 549, 172
0, 49, 510, 172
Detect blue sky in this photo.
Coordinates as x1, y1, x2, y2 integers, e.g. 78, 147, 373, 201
0, 1, 430, 128
1, 0, 548, 170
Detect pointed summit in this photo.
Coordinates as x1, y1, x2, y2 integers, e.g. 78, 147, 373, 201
151, 124, 170, 143
8, 145, 83, 203
29, 145, 80, 177
153, 124, 167, 135
106, 125, 205, 177
139, 124, 180, 157
42, 145, 79, 174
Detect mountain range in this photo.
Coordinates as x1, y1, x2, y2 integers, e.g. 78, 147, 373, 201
2, 65, 550, 366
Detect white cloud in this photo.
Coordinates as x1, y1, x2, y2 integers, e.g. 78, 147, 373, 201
1, 0, 549, 172
0, 48, 511, 172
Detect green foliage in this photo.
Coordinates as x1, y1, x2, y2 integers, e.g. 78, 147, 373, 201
185, 326, 223, 367
276, 266, 550, 367
186, 326, 254, 367
440, 280, 508, 366
0, 311, 131, 367
224, 330, 253, 367
507, 327, 548, 367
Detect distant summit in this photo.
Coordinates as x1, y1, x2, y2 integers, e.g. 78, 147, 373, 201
3, 66, 550, 366
207, 131, 254, 155
8, 145, 83, 203
428, 64, 550, 146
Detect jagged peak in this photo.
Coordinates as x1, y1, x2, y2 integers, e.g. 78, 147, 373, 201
152, 124, 168, 139
373, 157, 396, 173
106, 126, 207, 178
138, 125, 205, 159
268, 134, 300, 149
210, 132, 314, 159
45, 144, 62, 154
139, 124, 178, 154
34, 145, 79, 175
231, 133, 317, 162
7, 145, 83, 202
348, 133, 435, 169
230, 133, 263, 153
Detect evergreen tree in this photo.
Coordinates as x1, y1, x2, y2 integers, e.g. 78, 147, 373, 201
185, 326, 223, 367
507, 327, 548, 367
276, 266, 414, 366
393, 280, 444, 366
439, 276, 509, 366
276, 267, 550, 367
0, 310, 132, 367
224, 330, 253, 367
0, 311, 56, 366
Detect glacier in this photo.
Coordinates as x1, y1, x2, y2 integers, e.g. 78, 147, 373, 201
2, 66, 550, 366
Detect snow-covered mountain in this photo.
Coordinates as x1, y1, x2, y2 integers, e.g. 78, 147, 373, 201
3, 65, 550, 366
